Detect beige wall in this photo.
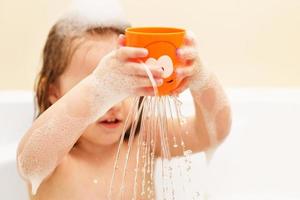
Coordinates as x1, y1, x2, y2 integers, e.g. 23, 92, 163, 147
1, 0, 300, 90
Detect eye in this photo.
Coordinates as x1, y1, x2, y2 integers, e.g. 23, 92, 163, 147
158, 55, 174, 78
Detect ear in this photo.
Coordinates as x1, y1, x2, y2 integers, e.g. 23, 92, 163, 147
48, 84, 61, 104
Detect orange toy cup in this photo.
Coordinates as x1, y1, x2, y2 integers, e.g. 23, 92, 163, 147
125, 27, 186, 96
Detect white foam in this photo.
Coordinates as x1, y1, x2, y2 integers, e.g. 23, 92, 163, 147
57, 0, 130, 36
30, 176, 43, 195
189, 60, 211, 91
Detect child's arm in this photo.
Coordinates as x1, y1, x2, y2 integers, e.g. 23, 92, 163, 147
176, 32, 232, 153
155, 32, 232, 156
189, 71, 232, 150
17, 45, 164, 192
157, 72, 232, 156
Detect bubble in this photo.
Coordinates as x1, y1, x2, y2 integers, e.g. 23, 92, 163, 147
179, 117, 187, 125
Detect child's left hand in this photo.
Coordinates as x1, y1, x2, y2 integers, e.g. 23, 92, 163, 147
171, 31, 207, 95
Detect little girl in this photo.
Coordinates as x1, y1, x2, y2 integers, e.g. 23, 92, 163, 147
17, 9, 232, 200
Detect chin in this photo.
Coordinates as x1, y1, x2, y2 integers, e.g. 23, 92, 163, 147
82, 123, 124, 146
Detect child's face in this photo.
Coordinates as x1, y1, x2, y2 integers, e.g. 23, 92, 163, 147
58, 33, 133, 147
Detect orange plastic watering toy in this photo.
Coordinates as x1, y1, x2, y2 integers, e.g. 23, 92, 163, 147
125, 27, 186, 96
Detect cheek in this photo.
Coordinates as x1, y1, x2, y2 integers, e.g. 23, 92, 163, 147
58, 75, 77, 96
123, 98, 135, 110
59, 68, 91, 96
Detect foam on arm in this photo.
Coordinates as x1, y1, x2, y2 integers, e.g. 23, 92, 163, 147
17, 74, 126, 195
189, 68, 232, 162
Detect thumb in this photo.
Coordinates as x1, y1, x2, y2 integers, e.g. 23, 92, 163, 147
118, 34, 126, 47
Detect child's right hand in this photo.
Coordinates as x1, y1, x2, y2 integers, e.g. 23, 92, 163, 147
92, 35, 164, 97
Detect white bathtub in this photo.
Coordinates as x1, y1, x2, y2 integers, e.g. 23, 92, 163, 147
1, 89, 300, 200
0, 91, 34, 200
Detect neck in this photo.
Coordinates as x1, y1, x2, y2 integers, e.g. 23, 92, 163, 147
73, 138, 119, 162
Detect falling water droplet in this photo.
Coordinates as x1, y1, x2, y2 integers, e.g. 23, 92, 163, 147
93, 179, 98, 184
184, 150, 193, 156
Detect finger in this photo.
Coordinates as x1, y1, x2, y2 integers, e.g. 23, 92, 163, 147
124, 62, 164, 78
118, 34, 126, 47
176, 66, 195, 78
116, 47, 148, 60
177, 47, 198, 61
136, 62, 165, 78
147, 65, 164, 78
131, 76, 164, 88
184, 30, 197, 47
171, 78, 190, 95
135, 87, 156, 96
123, 62, 148, 76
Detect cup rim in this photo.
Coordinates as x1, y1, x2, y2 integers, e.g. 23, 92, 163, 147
125, 27, 185, 35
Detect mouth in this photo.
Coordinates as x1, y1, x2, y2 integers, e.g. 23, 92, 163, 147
98, 118, 122, 129
167, 79, 174, 83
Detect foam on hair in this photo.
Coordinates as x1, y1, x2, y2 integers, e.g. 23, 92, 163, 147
57, 0, 131, 37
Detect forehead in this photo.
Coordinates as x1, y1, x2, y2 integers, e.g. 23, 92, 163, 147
65, 33, 119, 78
